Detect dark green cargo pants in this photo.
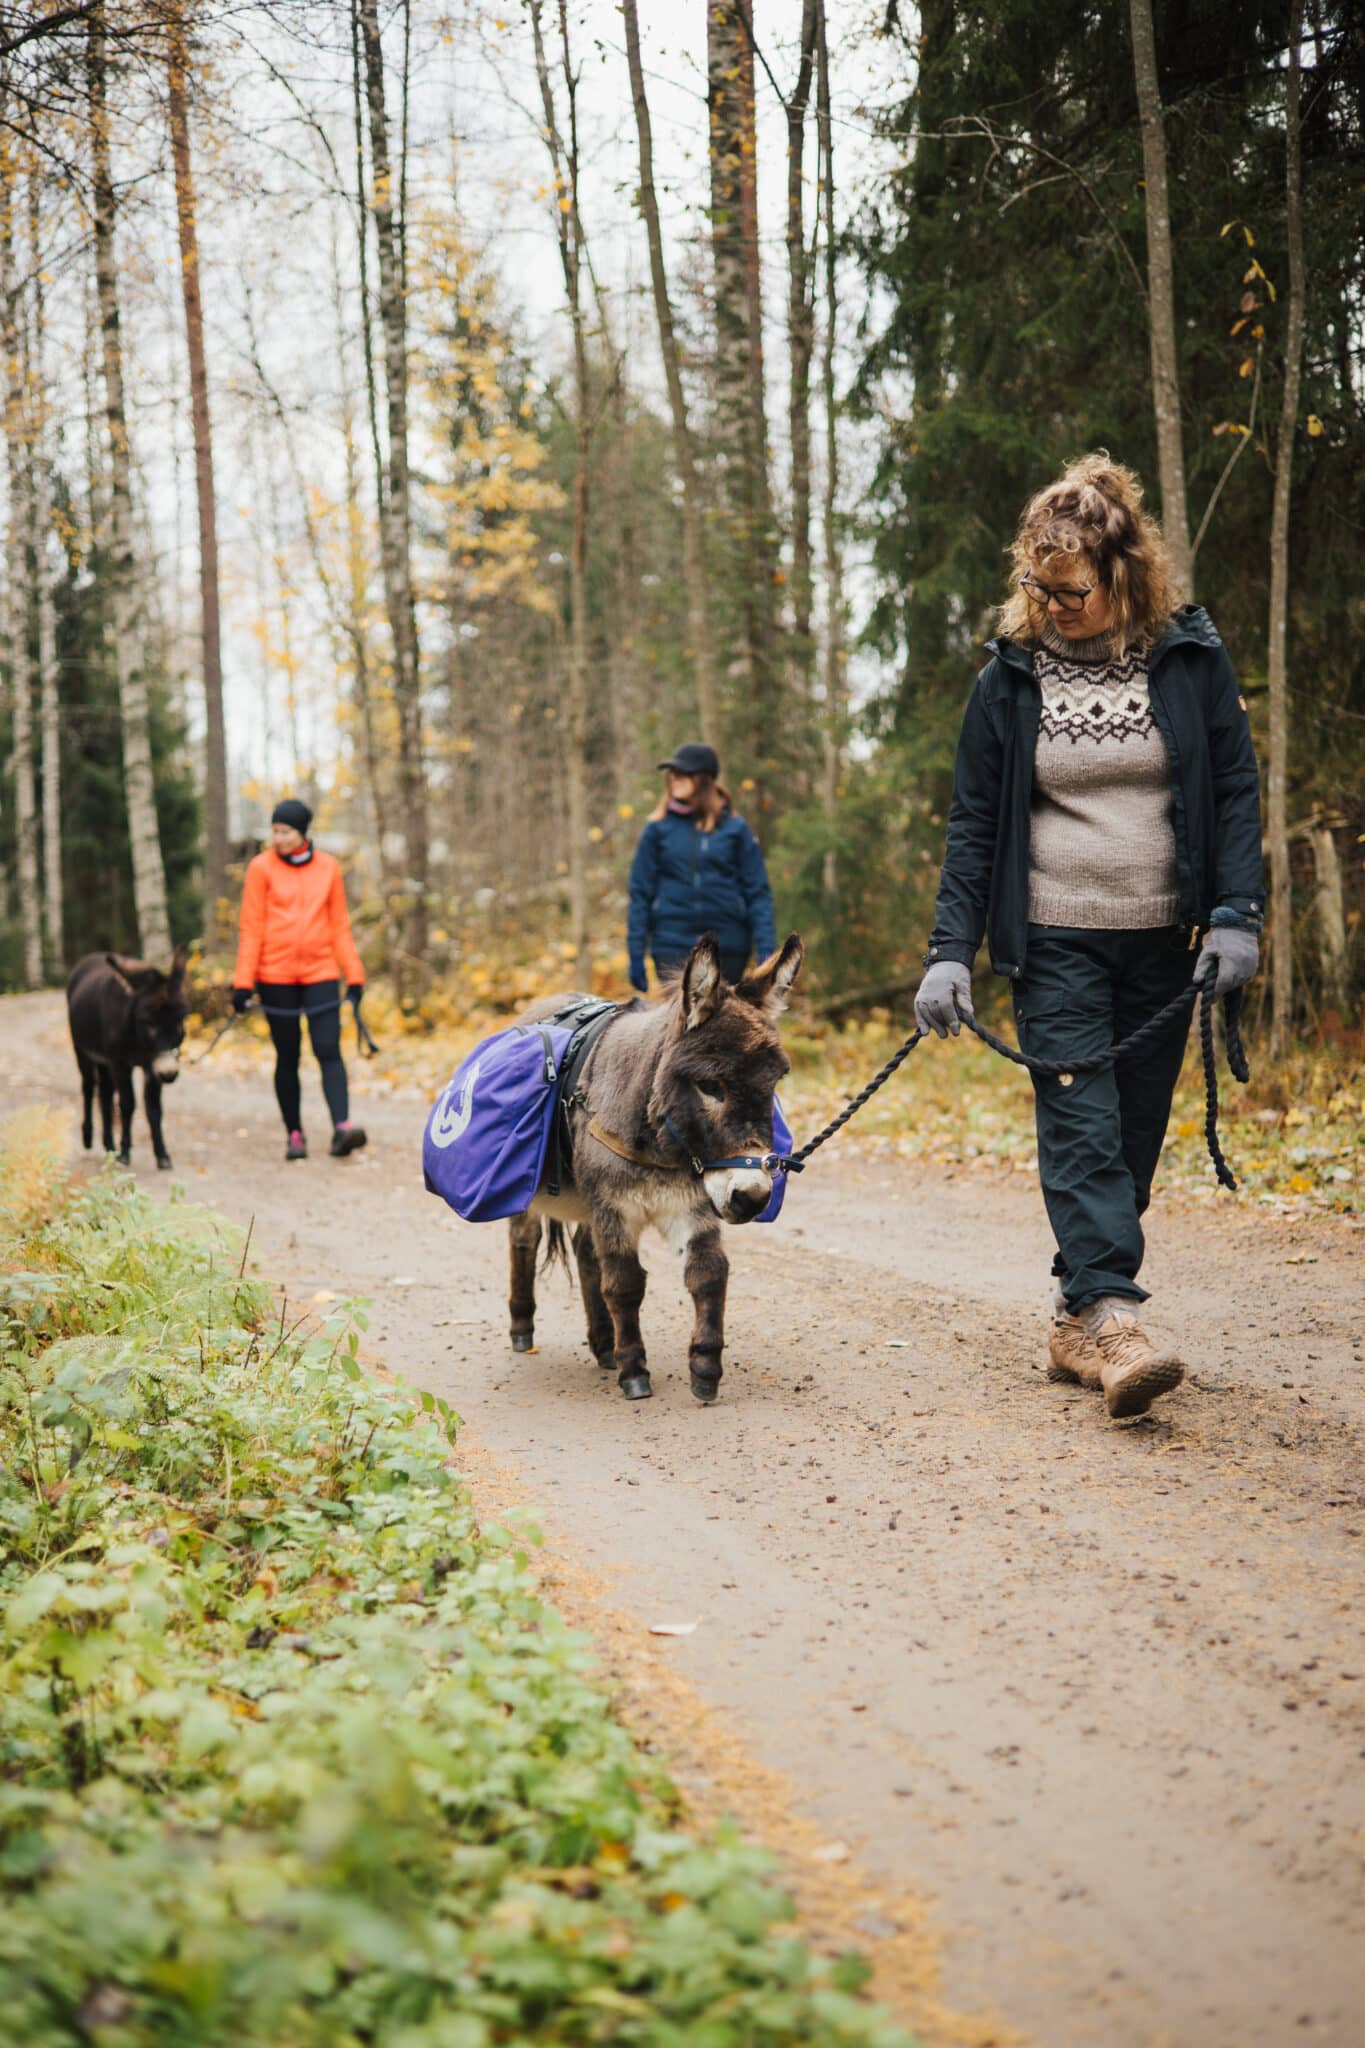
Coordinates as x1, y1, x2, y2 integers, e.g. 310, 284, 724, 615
1012, 925, 1198, 1312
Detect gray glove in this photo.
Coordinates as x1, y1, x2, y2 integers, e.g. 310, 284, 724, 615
1196, 926, 1259, 997
914, 960, 974, 1038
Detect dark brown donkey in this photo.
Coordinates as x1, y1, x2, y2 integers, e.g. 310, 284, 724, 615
67, 947, 190, 1169
509, 932, 802, 1403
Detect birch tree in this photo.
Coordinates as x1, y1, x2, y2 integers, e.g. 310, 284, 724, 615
166, 5, 227, 933
529, 0, 592, 964
1129, 0, 1193, 602
1267, 0, 1306, 1052
357, 0, 428, 964
622, 0, 718, 743
88, 0, 171, 961
0, 127, 41, 986
27, 169, 60, 973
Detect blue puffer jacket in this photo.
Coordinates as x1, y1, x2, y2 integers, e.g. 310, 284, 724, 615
628, 807, 776, 980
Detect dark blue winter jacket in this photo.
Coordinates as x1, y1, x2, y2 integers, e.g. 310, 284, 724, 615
628, 807, 776, 979
925, 605, 1265, 982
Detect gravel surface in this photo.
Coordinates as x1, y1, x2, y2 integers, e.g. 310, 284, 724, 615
4, 990, 1362, 2047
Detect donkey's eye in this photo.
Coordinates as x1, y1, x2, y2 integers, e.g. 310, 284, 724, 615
695, 1079, 725, 1104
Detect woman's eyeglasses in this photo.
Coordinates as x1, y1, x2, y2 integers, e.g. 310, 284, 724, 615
1020, 572, 1095, 613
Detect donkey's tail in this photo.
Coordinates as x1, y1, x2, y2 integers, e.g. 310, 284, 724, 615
541, 1220, 571, 1278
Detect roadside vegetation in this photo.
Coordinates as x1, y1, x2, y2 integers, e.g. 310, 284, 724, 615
0, 1112, 914, 2048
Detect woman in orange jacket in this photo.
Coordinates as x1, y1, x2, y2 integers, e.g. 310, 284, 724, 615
233, 799, 368, 1161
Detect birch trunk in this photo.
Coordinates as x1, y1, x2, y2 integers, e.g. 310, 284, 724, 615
786, 0, 818, 706
0, 140, 41, 986
166, 8, 228, 935
88, 3, 171, 961
29, 175, 62, 973
1309, 822, 1349, 1019
815, 0, 846, 909
1267, 0, 1305, 1054
1129, 0, 1193, 601
707, 0, 779, 800
530, 0, 591, 965
358, 0, 428, 964
622, 0, 718, 743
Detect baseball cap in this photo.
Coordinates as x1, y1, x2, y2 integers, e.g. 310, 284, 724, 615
657, 741, 720, 778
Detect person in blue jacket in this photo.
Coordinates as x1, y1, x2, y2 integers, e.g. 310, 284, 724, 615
628, 742, 776, 991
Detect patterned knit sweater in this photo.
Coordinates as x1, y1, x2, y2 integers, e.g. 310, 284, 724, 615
1028, 621, 1181, 930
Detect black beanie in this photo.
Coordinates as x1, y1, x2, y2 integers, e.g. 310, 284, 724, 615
271, 798, 313, 835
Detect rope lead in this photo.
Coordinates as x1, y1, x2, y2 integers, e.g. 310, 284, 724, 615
775, 972, 1247, 1190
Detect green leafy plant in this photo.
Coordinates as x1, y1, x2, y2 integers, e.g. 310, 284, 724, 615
0, 1156, 916, 2047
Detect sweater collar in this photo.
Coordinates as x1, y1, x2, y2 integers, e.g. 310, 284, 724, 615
274, 841, 315, 866
1038, 619, 1120, 665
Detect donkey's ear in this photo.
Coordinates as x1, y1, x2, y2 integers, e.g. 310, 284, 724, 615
679, 934, 724, 1032
739, 934, 804, 1017
106, 952, 158, 991
168, 941, 190, 984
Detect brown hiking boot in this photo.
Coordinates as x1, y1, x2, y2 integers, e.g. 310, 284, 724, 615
1094, 1313, 1185, 1418
1048, 1313, 1103, 1389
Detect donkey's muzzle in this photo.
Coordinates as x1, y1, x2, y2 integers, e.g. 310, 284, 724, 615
152, 1054, 181, 1083
706, 1166, 772, 1223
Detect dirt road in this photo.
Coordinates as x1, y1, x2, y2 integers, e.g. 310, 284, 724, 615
4, 991, 1362, 2046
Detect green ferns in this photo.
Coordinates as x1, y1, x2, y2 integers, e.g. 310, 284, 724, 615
0, 1164, 914, 2047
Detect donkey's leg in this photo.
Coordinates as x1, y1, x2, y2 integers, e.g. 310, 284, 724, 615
684, 1224, 729, 1405
97, 1067, 116, 1154
143, 1072, 172, 1169
78, 1054, 96, 1150
595, 1222, 650, 1401
572, 1225, 616, 1371
116, 1068, 136, 1165
508, 1211, 541, 1352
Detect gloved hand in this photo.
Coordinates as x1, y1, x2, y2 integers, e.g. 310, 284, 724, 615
1196, 926, 1259, 997
629, 964, 648, 995
914, 960, 974, 1038
231, 988, 253, 1014
347, 983, 364, 1007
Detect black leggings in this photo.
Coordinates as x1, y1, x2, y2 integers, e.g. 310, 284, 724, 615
257, 982, 349, 1133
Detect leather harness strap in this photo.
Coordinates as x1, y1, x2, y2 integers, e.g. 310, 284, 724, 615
586, 1116, 685, 1173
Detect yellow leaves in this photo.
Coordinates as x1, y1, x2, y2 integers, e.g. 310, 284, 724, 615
1306, 414, 1324, 437
1220, 219, 1255, 247
1238, 357, 1255, 378
1243, 257, 1276, 300
587, 826, 604, 843
616, 803, 636, 820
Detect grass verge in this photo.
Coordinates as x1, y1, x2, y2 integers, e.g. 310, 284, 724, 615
0, 1119, 915, 2047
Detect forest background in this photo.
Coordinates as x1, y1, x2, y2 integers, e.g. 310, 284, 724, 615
0, 0, 1360, 1049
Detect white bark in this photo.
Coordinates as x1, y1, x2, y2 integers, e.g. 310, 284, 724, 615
530, 0, 591, 965
1, 139, 42, 986
88, 3, 171, 961
29, 178, 61, 974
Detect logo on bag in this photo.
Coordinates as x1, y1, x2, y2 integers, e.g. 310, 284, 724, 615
430, 1058, 482, 1148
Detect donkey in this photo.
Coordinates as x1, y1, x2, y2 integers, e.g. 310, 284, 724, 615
509, 932, 802, 1404
67, 946, 191, 1169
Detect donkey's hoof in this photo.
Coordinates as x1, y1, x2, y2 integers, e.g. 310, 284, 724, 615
510, 1332, 535, 1354
156, 1154, 173, 1171
620, 1372, 652, 1401
595, 1349, 616, 1372
690, 1372, 720, 1405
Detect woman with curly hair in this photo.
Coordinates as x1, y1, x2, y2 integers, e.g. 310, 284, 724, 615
913, 455, 1263, 1417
